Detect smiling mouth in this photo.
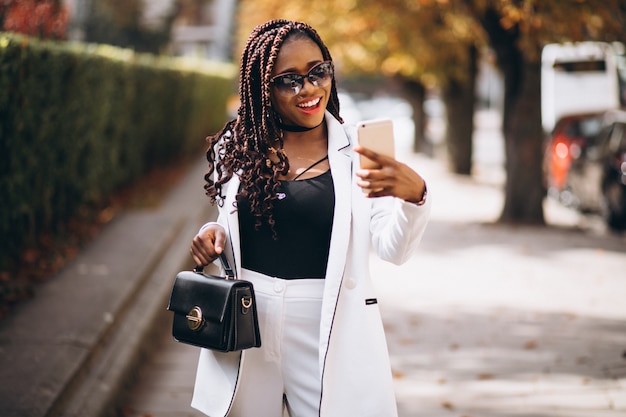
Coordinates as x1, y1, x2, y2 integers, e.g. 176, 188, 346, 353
297, 97, 321, 109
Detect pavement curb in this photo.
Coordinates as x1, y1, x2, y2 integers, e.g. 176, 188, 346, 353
58, 213, 208, 417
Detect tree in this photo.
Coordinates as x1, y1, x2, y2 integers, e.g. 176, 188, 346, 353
461, 0, 626, 224
442, 44, 477, 175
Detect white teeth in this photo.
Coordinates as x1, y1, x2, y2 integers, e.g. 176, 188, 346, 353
298, 97, 320, 108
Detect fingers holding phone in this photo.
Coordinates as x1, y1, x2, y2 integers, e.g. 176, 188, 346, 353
355, 118, 427, 203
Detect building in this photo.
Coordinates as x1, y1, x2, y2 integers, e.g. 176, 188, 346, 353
64, 0, 236, 61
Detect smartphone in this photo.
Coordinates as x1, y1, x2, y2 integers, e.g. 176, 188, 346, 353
357, 119, 395, 169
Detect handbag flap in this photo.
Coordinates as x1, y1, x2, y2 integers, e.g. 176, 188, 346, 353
167, 271, 245, 323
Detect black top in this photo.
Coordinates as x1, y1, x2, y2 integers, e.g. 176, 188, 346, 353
237, 170, 335, 279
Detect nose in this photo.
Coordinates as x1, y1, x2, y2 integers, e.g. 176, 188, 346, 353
299, 76, 317, 95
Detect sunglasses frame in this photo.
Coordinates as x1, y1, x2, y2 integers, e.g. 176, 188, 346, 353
270, 61, 334, 97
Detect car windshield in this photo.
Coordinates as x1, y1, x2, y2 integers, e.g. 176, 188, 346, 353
577, 117, 603, 138
557, 115, 604, 147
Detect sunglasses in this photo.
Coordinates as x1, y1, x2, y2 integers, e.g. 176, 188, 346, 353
270, 61, 334, 97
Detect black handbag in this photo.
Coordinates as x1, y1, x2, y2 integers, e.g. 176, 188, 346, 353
167, 254, 261, 352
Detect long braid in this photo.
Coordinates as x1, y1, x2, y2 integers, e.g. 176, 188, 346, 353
204, 20, 343, 234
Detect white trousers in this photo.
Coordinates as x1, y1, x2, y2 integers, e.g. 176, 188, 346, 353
228, 269, 325, 417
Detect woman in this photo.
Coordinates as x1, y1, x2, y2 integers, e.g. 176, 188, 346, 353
190, 19, 430, 417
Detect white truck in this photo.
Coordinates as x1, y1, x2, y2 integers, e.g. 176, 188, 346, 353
541, 41, 624, 133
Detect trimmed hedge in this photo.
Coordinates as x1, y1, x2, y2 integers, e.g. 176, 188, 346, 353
0, 33, 236, 269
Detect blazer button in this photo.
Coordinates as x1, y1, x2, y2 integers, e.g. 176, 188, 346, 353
274, 281, 285, 293
344, 277, 357, 289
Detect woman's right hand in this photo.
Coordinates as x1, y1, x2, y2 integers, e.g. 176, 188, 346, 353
190, 223, 227, 267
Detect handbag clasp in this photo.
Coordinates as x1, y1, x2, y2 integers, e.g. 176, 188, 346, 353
186, 306, 204, 331
241, 296, 252, 313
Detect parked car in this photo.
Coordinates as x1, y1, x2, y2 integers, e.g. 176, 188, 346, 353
545, 113, 604, 206
545, 111, 626, 231
595, 110, 626, 230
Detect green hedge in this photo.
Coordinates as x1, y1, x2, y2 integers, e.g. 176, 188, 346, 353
0, 33, 236, 268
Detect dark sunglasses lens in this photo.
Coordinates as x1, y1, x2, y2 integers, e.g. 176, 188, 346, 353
274, 74, 304, 95
310, 62, 333, 82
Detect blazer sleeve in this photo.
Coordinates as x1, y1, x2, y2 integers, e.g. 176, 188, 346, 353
369, 190, 431, 265
342, 121, 431, 265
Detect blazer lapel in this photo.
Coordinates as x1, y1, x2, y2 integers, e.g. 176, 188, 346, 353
325, 112, 352, 281
223, 174, 242, 278
319, 112, 353, 365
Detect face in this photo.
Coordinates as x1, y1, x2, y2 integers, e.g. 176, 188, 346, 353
270, 36, 332, 129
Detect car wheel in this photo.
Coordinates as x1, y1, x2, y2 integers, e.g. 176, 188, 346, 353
602, 180, 626, 231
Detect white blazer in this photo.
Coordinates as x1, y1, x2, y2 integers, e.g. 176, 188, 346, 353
191, 112, 431, 417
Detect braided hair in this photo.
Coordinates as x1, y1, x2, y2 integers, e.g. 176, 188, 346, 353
204, 20, 342, 233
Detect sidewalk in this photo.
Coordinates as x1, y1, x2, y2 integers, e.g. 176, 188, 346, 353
377, 153, 626, 416
0, 156, 215, 417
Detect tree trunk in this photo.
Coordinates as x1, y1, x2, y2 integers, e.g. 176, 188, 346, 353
442, 45, 477, 175
480, 8, 545, 225
500, 59, 545, 224
393, 76, 428, 154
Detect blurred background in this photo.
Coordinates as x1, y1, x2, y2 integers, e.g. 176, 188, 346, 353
1, 1, 626, 416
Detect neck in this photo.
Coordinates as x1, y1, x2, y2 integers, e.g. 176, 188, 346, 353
277, 119, 323, 132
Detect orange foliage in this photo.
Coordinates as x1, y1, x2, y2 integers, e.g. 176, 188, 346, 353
1, 0, 68, 39
238, 0, 626, 81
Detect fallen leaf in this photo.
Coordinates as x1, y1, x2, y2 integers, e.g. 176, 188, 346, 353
441, 400, 454, 410
524, 340, 537, 350
392, 370, 406, 379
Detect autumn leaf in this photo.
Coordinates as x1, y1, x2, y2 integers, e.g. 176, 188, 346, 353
441, 400, 455, 410
524, 340, 538, 350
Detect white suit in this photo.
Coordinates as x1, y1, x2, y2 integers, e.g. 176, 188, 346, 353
192, 112, 431, 417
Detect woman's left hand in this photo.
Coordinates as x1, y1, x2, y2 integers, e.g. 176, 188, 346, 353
354, 145, 426, 204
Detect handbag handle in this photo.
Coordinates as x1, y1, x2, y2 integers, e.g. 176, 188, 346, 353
194, 253, 235, 280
